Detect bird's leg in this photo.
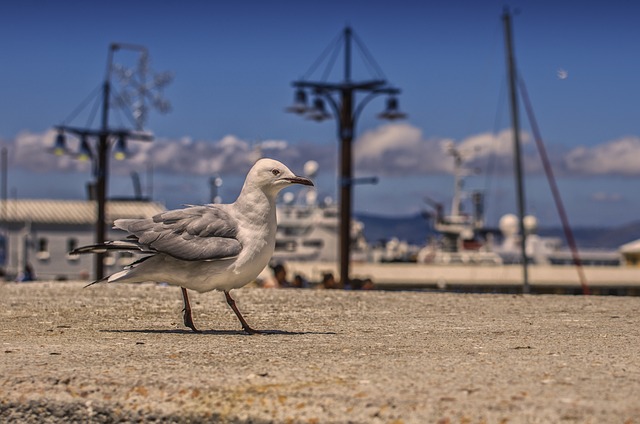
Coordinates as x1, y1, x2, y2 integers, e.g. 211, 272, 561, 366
181, 287, 200, 333
224, 290, 260, 334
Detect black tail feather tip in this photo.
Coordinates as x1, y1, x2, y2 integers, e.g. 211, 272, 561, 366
83, 277, 108, 288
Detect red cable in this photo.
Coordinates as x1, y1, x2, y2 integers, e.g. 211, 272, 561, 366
518, 78, 590, 295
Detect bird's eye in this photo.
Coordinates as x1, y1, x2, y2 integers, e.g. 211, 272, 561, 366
271, 169, 281, 176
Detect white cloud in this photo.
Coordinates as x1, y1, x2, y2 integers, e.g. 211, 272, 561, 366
564, 136, 640, 176
4, 129, 334, 178
457, 129, 530, 160
455, 129, 541, 174
122, 134, 254, 176
354, 123, 452, 175
259, 139, 288, 150
353, 123, 536, 176
7, 127, 640, 182
10, 129, 92, 174
591, 192, 623, 202
6, 125, 524, 179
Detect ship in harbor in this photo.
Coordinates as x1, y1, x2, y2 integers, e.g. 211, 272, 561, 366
414, 142, 622, 268
272, 160, 369, 263
267, 155, 640, 295
272, 154, 625, 269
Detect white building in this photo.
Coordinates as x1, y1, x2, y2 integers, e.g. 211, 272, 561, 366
0, 199, 165, 281
620, 239, 640, 267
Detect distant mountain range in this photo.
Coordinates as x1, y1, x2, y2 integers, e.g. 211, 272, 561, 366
538, 222, 640, 249
355, 212, 640, 249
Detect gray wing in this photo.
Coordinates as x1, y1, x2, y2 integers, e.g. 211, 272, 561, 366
114, 205, 242, 261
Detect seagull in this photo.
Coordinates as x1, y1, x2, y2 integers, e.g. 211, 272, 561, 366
71, 158, 314, 334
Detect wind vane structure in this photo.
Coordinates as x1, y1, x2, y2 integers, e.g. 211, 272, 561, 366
111, 51, 173, 130
52, 43, 172, 281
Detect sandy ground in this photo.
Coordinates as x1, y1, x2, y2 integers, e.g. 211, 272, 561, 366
1, 281, 639, 423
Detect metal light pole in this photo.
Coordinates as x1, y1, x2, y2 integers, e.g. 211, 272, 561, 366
53, 43, 158, 280
287, 26, 406, 285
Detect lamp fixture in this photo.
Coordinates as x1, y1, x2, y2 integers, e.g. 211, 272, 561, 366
377, 96, 407, 121
53, 132, 67, 156
76, 135, 93, 161
113, 135, 128, 160
306, 97, 331, 122
285, 88, 309, 114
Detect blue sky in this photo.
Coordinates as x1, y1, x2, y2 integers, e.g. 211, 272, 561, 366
2, 0, 640, 227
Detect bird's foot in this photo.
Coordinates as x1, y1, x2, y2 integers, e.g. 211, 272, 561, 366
181, 287, 201, 333
183, 309, 201, 333
186, 322, 201, 333
224, 291, 261, 335
243, 326, 262, 335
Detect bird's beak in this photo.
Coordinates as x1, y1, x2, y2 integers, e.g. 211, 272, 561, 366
284, 176, 314, 186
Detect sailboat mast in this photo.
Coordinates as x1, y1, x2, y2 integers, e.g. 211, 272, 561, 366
502, 8, 530, 293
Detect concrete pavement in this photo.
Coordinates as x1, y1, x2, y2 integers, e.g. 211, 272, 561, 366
1, 281, 639, 423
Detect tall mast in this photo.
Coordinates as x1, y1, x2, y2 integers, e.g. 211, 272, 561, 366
502, 8, 530, 293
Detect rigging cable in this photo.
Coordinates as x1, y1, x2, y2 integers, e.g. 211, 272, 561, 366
321, 36, 343, 82
84, 87, 103, 129
351, 30, 386, 80
302, 31, 343, 81
60, 84, 102, 126
518, 77, 590, 295
483, 75, 507, 226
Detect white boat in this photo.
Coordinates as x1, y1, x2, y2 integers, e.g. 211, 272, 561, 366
416, 143, 623, 267
416, 141, 503, 266
265, 151, 633, 293
272, 160, 368, 263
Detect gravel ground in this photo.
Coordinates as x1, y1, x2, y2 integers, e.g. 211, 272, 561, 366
1, 281, 639, 423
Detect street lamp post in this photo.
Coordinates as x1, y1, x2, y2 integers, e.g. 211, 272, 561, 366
53, 43, 155, 280
287, 26, 405, 286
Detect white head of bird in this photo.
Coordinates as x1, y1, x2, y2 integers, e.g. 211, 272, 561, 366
242, 158, 314, 197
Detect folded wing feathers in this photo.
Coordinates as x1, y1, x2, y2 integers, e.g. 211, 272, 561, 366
108, 204, 242, 261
